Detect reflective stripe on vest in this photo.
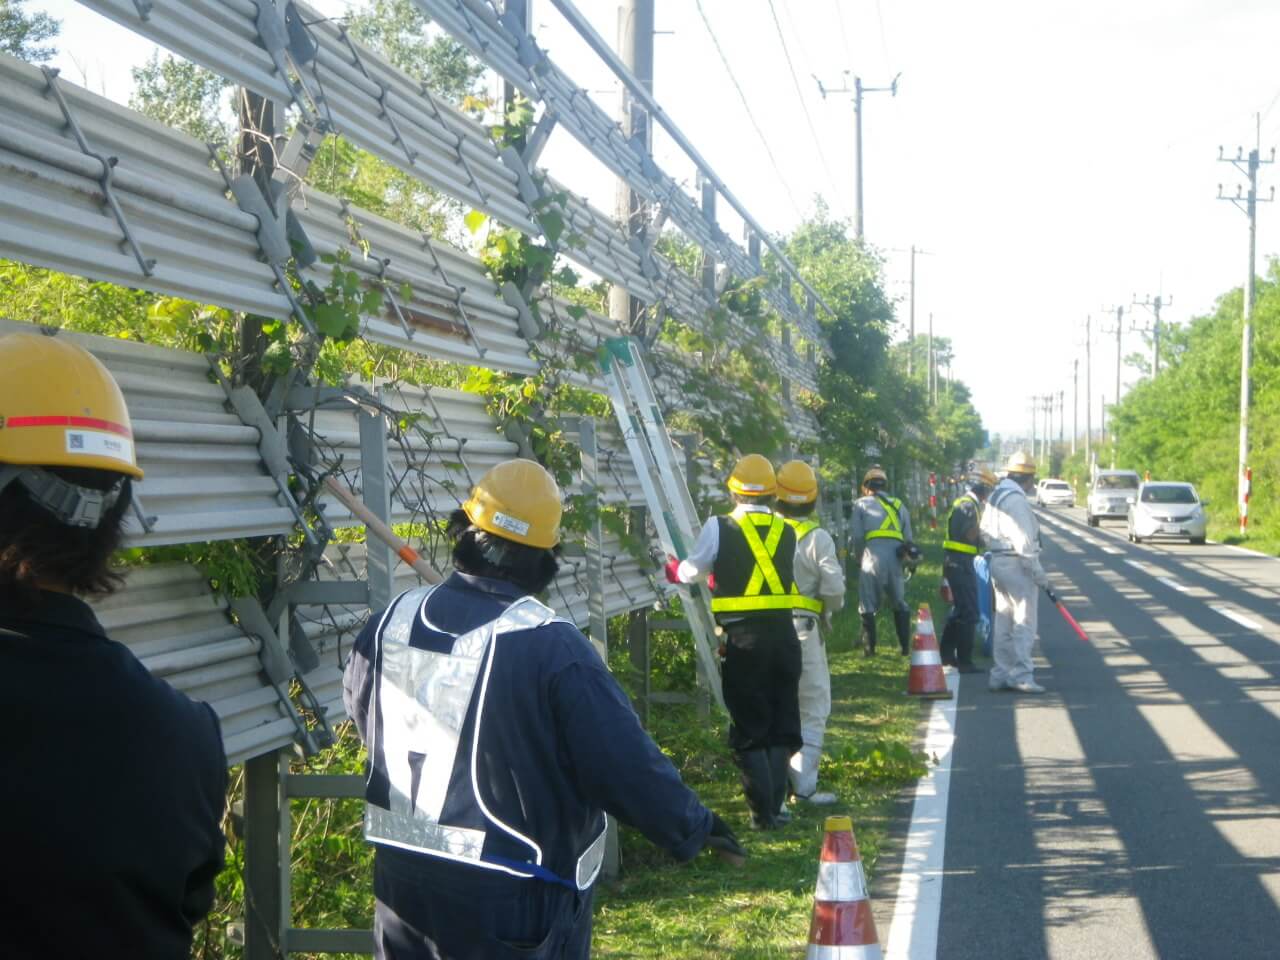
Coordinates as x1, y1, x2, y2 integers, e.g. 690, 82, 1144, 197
943, 494, 979, 555
710, 513, 807, 613
864, 495, 905, 542
781, 517, 826, 614
365, 584, 607, 891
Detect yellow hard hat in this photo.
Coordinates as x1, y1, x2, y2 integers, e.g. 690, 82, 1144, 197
462, 458, 562, 548
0, 332, 142, 479
970, 468, 998, 488
862, 466, 888, 487
1005, 451, 1036, 476
776, 460, 818, 504
727, 453, 777, 497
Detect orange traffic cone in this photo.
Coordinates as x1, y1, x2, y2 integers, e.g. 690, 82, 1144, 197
806, 815, 882, 959
907, 604, 953, 700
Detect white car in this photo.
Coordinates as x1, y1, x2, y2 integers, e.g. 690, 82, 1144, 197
1036, 479, 1075, 508
1087, 470, 1142, 526
1127, 482, 1208, 545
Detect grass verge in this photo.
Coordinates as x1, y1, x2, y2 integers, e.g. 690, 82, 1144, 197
593, 525, 946, 957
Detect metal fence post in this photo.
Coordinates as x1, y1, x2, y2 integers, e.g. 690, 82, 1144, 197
627, 505, 651, 727
359, 394, 395, 612
578, 419, 609, 657
242, 750, 287, 960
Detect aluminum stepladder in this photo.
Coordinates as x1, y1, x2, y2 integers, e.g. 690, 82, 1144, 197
598, 336, 725, 710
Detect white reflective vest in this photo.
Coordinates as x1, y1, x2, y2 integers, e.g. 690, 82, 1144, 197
364, 584, 608, 891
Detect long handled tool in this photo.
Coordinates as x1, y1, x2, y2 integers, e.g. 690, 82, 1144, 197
324, 476, 442, 584
1046, 587, 1089, 642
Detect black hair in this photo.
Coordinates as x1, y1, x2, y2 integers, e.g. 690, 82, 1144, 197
864, 478, 887, 492
775, 500, 816, 518
446, 509, 561, 595
0, 467, 132, 596
731, 492, 775, 507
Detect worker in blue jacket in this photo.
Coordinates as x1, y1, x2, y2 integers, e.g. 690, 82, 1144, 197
344, 459, 745, 960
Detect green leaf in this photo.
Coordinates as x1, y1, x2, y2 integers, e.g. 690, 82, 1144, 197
314, 302, 353, 339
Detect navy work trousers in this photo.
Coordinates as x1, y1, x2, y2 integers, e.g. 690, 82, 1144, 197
372, 849, 594, 960
720, 613, 803, 753
940, 555, 979, 667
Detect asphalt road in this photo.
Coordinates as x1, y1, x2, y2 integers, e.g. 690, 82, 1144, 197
935, 505, 1280, 959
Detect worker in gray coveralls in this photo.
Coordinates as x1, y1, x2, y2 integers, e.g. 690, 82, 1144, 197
849, 465, 914, 656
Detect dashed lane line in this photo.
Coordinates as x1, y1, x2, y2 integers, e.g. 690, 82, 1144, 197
1212, 606, 1264, 631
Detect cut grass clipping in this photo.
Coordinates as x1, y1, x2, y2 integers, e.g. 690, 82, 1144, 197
595, 525, 945, 958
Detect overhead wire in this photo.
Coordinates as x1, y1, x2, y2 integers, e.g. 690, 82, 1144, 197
874, 0, 894, 74
693, 0, 803, 220
764, 0, 843, 207
831, 0, 853, 66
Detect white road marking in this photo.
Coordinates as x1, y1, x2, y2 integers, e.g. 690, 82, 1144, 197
1157, 576, 1189, 593
1213, 606, 1263, 631
884, 671, 959, 960
1124, 559, 1147, 573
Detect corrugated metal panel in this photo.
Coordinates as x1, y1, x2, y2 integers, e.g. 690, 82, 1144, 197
411, 0, 829, 363
0, 320, 297, 545
76, 0, 537, 234
293, 190, 539, 375
90, 564, 300, 766
0, 54, 291, 317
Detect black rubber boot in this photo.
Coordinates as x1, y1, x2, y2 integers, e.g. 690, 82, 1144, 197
956, 621, 977, 669
860, 613, 877, 656
939, 616, 959, 666
734, 749, 777, 829
895, 610, 913, 656
767, 746, 793, 822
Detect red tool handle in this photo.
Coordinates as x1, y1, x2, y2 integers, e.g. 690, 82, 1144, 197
1055, 600, 1090, 643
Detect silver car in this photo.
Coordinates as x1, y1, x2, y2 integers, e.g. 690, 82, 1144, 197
1087, 470, 1142, 526
1036, 479, 1075, 507
1127, 482, 1208, 545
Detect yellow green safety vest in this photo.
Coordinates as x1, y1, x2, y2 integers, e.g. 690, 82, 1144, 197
864, 495, 905, 542
943, 494, 979, 555
709, 513, 818, 614
781, 517, 825, 614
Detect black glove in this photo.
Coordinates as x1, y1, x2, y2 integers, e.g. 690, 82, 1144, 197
1045, 587, 1058, 604
704, 812, 747, 866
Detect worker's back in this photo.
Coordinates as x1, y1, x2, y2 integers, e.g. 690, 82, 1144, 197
0, 587, 227, 960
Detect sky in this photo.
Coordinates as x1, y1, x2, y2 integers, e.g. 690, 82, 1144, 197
32, 0, 1280, 440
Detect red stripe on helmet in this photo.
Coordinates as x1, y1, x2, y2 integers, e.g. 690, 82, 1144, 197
5, 415, 133, 439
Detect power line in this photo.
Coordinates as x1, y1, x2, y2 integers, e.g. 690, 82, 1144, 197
874, 0, 893, 74
693, 0, 803, 219
764, 0, 842, 205
831, 0, 853, 66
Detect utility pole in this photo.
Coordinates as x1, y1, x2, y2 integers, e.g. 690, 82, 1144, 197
1084, 314, 1093, 467
908, 245, 915, 376
815, 71, 900, 239
1218, 120, 1275, 534
1072, 359, 1078, 455
609, 0, 654, 338
1058, 390, 1064, 448
927, 311, 935, 404
1100, 305, 1124, 453
1132, 293, 1172, 376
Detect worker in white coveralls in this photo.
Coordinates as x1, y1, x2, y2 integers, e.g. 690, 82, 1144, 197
343, 459, 746, 960
849, 466, 915, 656
979, 451, 1053, 694
774, 460, 846, 807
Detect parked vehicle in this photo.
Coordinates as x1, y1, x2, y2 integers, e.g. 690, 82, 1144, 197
1127, 482, 1208, 544
1036, 479, 1075, 508
1086, 470, 1142, 526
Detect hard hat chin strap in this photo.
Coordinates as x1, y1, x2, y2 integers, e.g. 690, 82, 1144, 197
0, 465, 127, 529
